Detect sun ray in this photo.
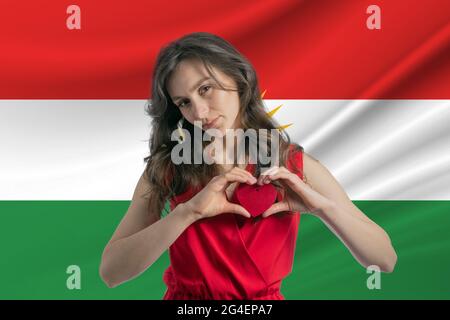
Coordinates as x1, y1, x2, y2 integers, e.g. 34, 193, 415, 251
267, 104, 283, 118
276, 123, 293, 130
260, 89, 267, 99
262, 89, 292, 131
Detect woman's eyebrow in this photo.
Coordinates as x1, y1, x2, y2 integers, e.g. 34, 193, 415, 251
171, 76, 211, 101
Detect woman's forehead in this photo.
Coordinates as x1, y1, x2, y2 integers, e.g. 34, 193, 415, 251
167, 59, 230, 97
167, 60, 210, 94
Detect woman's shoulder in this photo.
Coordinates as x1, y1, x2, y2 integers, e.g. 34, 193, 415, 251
293, 147, 324, 188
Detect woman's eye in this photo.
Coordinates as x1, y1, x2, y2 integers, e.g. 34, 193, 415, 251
177, 100, 189, 108
199, 85, 211, 95
176, 86, 211, 108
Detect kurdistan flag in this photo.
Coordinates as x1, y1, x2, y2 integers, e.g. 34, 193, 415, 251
1, 0, 450, 299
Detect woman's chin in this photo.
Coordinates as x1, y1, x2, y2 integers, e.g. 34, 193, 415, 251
202, 128, 224, 140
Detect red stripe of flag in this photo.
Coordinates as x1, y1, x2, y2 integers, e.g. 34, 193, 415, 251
1, 0, 449, 98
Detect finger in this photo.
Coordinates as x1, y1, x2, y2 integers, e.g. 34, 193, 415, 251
221, 172, 250, 183
223, 202, 251, 218
258, 166, 279, 185
236, 170, 257, 184
226, 167, 255, 183
217, 173, 253, 193
230, 167, 257, 182
262, 201, 290, 218
276, 167, 306, 185
213, 174, 248, 191
276, 166, 290, 173
260, 169, 286, 185
223, 174, 249, 188
260, 166, 279, 176
267, 171, 300, 189
225, 172, 256, 185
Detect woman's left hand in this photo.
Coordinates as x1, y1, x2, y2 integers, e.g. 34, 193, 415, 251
258, 166, 335, 218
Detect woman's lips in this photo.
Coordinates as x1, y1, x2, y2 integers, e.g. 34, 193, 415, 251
203, 116, 221, 130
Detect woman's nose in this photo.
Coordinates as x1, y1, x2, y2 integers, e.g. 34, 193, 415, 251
190, 99, 209, 121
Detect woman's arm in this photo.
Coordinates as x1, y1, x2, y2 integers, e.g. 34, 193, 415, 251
302, 152, 397, 273
99, 172, 197, 288
260, 152, 397, 273
315, 200, 397, 272
99, 167, 253, 288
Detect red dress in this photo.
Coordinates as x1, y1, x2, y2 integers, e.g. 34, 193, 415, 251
163, 145, 304, 300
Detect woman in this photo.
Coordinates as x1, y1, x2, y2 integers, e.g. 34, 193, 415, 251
99, 32, 397, 299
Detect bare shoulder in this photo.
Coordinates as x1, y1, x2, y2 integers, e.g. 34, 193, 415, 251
303, 151, 320, 165
301, 151, 375, 224
301, 151, 343, 195
301, 151, 323, 185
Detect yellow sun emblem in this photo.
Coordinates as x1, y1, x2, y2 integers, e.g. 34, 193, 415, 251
261, 89, 292, 131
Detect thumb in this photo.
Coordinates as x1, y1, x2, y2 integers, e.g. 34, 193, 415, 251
223, 202, 251, 218
262, 201, 290, 218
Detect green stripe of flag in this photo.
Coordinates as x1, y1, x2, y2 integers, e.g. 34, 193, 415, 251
1, 200, 449, 299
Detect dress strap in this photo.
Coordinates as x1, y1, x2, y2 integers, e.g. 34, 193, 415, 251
287, 144, 304, 181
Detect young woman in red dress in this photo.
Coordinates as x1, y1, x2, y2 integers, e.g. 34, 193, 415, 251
99, 32, 397, 300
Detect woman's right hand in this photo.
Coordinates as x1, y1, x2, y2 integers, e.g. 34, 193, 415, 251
184, 167, 257, 221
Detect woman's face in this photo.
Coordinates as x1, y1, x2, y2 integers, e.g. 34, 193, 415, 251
167, 58, 241, 135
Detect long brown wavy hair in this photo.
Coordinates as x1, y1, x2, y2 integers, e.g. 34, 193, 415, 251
143, 32, 303, 218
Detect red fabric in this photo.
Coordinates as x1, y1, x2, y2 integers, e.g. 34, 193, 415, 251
163, 145, 303, 300
2, 1, 450, 98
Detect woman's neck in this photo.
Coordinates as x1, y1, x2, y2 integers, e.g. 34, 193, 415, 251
211, 129, 251, 173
